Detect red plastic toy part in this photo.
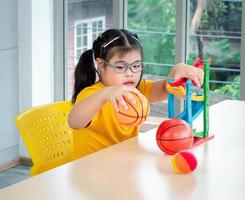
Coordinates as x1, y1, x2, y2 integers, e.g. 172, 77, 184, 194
169, 58, 204, 88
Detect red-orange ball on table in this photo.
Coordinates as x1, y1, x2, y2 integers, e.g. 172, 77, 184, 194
115, 92, 150, 127
172, 151, 198, 173
156, 118, 193, 155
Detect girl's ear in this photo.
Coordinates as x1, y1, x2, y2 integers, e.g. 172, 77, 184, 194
95, 58, 104, 71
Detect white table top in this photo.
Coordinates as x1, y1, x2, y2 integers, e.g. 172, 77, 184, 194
1, 100, 245, 200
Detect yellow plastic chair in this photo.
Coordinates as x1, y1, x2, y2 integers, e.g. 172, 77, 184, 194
16, 101, 73, 176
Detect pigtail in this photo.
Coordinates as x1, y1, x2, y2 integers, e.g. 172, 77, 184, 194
72, 49, 97, 103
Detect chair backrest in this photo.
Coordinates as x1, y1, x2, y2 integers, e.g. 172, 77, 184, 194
16, 101, 73, 176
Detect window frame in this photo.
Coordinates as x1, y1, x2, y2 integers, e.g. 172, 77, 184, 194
241, 0, 245, 100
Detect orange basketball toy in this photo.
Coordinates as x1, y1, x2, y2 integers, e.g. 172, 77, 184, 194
115, 92, 150, 127
156, 118, 193, 155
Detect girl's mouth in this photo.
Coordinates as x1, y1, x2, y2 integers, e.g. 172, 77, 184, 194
123, 81, 135, 86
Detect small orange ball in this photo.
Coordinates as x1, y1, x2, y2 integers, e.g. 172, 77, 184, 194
172, 151, 198, 173
115, 92, 150, 127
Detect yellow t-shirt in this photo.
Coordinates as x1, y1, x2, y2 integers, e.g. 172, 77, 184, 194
72, 80, 153, 159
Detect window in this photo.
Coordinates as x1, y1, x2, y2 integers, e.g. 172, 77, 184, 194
127, 0, 176, 80
74, 17, 105, 63
63, 0, 244, 102
188, 0, 242, 100
67, 0, 113, 98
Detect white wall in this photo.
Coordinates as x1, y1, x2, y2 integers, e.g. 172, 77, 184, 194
0, 0, 19, 164
18, 0, 54, 157
0, 0, 54, 162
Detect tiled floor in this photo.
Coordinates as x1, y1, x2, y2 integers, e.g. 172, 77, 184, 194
0, 165, 30, 189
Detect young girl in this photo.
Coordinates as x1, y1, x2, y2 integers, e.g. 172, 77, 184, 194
68, 29, 203, 159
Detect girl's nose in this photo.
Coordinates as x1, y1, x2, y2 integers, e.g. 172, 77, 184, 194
124, 68, 134, 76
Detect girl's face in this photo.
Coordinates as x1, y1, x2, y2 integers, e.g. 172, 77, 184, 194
98, 49, 142, 87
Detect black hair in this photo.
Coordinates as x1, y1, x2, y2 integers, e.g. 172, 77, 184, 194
72, 29, 143, 103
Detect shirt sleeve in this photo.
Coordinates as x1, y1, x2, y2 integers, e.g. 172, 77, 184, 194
75, 86, 99, 105
137, 79, 153, 101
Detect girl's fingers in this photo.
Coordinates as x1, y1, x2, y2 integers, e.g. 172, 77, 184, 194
188, 73, 201, 88
191, 68, 203, 88
128, 87, 145, 98
197, 76, 204, 87
111, 100, 119, 112
173, 66, 204, 88
116, 96, 128, 110
197, 69, 204, 86
109, 86, 146, 112
193, 77, 201, 88
124, 92, 136, 105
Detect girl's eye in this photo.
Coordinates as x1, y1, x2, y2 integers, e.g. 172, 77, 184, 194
133, 64, 141, 68
133, 63, 142, 70
116, 65, 126, 70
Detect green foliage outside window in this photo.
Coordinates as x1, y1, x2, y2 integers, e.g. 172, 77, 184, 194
128, 0, 241, 99
215, 75, 240, 99
128, 0, 176, 77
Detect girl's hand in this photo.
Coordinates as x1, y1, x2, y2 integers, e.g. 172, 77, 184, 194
103, 85, 143, 112
169, 63, 204, 88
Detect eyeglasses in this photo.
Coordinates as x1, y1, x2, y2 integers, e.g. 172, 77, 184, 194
103, 60, 143, 74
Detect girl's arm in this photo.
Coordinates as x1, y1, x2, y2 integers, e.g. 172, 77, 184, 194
149, 63, 204, 103
68, 85, 142, 129
68, 89, 108, 129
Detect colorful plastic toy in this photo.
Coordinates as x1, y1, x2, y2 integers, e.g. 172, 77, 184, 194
167, 58, 204, 101
166, 58, 214, 147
